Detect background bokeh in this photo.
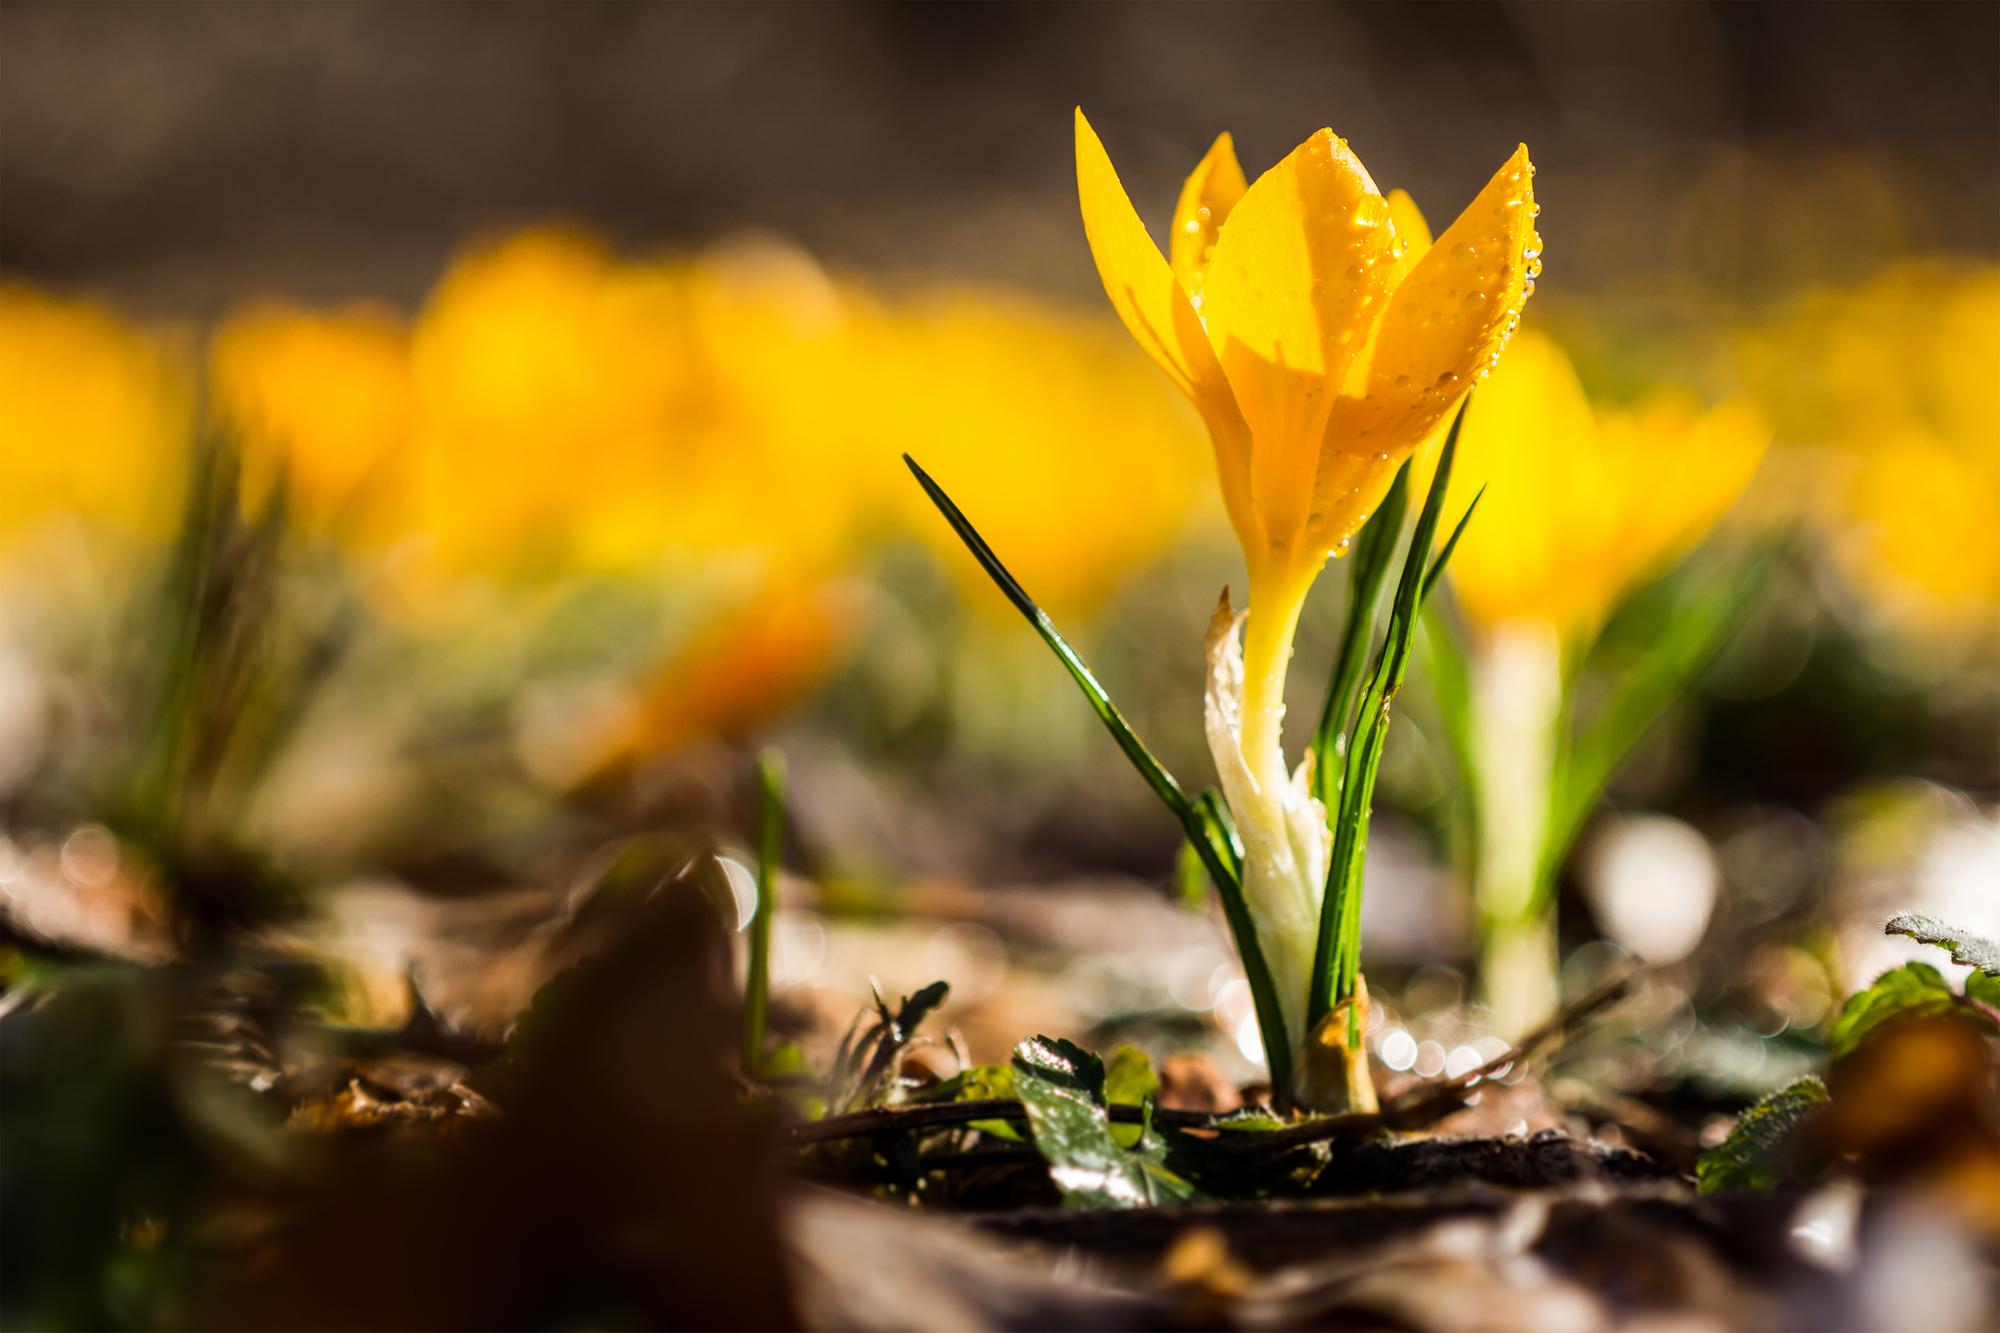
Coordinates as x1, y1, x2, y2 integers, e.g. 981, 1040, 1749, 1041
2, 0, 1996, 1097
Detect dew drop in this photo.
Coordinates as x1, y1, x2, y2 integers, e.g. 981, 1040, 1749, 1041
1393, 374, 1410, 388
1346, 263, 1365, 281
1433, 370, 1460, 391
1182, 218, 1202, 236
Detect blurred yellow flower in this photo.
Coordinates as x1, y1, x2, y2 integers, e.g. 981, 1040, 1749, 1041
0, 282, 191, 550
1443, 329, 1769, 649
1738, 259, 2000, 645
883, 289, 1209, 618
397, 228, 870, 596
209, 301, 412, 537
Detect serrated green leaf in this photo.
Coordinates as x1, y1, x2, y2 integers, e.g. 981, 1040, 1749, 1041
1696, 1076, 1828, 1193
1965, 971, 2000, 1010
1011, 1036, 1198, 1209
1884, 913, 2000, 976
1826, 962, 1958, 1060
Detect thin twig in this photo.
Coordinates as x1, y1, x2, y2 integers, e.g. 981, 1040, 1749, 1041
788, 1097, 1220, 1145
789, 961, 1645, 1156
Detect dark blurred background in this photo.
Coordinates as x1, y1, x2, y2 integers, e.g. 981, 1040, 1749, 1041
4, 1, 1995, 313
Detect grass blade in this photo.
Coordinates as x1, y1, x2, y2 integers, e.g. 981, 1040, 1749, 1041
1309, 401, 1474, 1030
743, 747, 785, 1073
1312, 464, 1410, 809
904, 454, 1292, 1094
1538, 542, 1778, 898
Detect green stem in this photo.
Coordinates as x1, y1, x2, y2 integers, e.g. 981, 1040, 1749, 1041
743, 748, 785, 1073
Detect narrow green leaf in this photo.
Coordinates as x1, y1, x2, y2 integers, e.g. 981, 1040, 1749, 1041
1542, 544, 1777, 898
1884, 913, 2000, 976
1309, 401, 1472, 1028
1696, 1076, 1828, 1193
1195, 789, 1243, 885
1826, 962, 1957, 1060
904, 455, 1189, 818
742, 748, 785, 1073
1312, 464, 1410, 809
905, 453, 1292, 1095
1012, 1036, 1198, 1208
1416, 598, 1479, 854
1422, 486, 1486, 606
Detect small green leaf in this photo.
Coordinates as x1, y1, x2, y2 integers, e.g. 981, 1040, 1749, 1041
1884, 913, 2000, 976
1826, 962, 1958, 1060
1965, 971, 2000, 1010
1104, 1043, 1158, 1148
1696, 1076, 1828, 1193
1011, 1036, 1198, 1209
932, 1062, 1022, 1140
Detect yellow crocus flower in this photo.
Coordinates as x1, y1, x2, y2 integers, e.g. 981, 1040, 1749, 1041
1443, 329, 1769, 650
1075, 111, 1539, 1051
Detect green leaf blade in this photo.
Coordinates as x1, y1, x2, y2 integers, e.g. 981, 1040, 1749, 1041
1696, 1076, 1828, 1193
1826, 962, 1957, 1060
1884, 913, 2000, 976
1011, 1036, 1198, 1209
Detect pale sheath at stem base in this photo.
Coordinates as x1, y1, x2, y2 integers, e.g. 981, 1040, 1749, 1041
1205, 577, 1378, 1115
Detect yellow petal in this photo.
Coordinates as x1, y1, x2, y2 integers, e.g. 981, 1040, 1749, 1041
1170, 132, 1248, 307
1384, 188, 1433, 257
1337, 145, 1540, 475
1074, 109, 1251, 535
1199, 129, 1411, 551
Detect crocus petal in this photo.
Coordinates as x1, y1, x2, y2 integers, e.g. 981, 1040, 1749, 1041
1199, 130, 1411, 553
1170, 132, 1248, 309
1385, 188, 1433, 257
1075, 110, 1252, 530
1337, 146, 1540, 472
